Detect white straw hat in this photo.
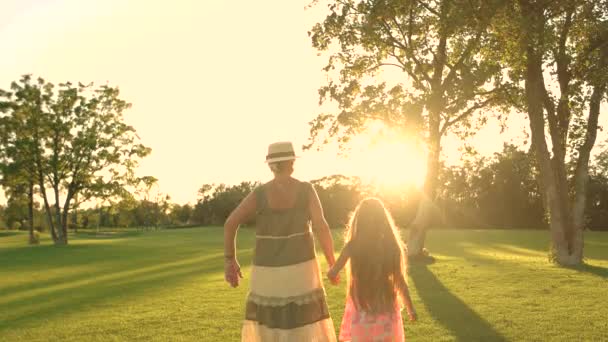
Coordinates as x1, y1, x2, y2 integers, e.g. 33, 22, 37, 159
265, 141, 298, 163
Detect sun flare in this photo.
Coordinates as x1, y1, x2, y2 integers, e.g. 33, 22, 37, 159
345, 122, 427, 190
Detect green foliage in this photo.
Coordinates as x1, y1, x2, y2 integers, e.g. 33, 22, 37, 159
192, 182, 260, 226
170, 203, 193, 225
439, 144, 546, 229
490, 0, 608, 159
307, 0, 509, 150
488, 0, 608, 263
74, 181, 194, 230
3, 190, 28, 229
76, 148, 608, 230
311, 175, 364, 228
587, 148, 608, 230
0, 228, 606, 341
0, 205, 6, 230
0, 75, 152, 244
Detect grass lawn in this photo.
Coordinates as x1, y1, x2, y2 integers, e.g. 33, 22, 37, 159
1, 227, 607, 341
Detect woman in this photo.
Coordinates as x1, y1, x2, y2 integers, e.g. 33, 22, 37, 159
224, 141, 338, 341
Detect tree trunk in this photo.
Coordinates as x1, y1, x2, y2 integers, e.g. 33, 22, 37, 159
551, 159, 575, 264
61, 208, 69, 238
73, 193, 78, 233
27, 179, 37, 245
520, 0, 580, 265
407, 7, 447, 258
97, 206, 103, 233
407, 136, 440, 256
408, 89, 442, 257
571, 82, 605, 263
38, 176, 57, 241
61, 192, 73, 240
53, 185, 67, 245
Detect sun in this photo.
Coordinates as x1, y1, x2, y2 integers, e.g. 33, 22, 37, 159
345, 122, 427, 190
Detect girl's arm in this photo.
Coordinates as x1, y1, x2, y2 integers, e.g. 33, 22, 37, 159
397, 275, 417, 322
308, 184, 337, 268
223, 191, 256, 288
327, 242, 351, 283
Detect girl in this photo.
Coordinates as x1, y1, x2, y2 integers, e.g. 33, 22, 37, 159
328, 198, 417, 342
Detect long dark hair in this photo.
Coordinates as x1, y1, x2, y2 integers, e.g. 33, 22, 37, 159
345, 197, 408, 314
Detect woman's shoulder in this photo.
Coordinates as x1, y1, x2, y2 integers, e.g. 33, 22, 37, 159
253, 182, 267, 194
294, 179, 315, 191
299, 181, 317, 201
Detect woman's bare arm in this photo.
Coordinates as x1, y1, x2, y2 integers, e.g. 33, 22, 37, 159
223, 191, 256, 287
224, 191, 256, 257
308, 184, 336, 268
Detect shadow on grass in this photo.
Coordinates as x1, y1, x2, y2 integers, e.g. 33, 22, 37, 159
0, 245, 222, 300
0, 229, 255, 297
0, 229, 255, 333
569, 263, 608, 279
0, 229, 232, 271
0, 249, 253, 333
0, 242, 170, 272
410, 265, 507, 342
0, 231, 21, 237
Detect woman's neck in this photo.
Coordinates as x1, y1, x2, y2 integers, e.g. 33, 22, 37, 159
273, 174, 292, 184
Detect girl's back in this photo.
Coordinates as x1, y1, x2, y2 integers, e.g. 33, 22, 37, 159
327, 198, 416, 342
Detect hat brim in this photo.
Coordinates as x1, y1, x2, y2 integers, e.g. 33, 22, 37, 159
265, 156, 298, 163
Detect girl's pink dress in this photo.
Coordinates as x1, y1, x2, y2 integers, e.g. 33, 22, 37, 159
339, 296, 405, 342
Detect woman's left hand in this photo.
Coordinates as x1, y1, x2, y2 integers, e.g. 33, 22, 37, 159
224, 258, 243, 288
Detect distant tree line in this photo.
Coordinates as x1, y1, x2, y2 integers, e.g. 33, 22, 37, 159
3, 144, 608, 232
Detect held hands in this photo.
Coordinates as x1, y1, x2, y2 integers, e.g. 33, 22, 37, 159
326, 266, 340, 286
224, 257, 243, 288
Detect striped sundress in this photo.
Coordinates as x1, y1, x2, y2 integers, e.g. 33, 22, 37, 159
242, 181, 337, 342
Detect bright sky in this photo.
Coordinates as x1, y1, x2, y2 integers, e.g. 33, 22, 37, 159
1, 0, 534, 204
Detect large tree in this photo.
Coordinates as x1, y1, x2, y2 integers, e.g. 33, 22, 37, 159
0, 75, 151, 245
0, 78, 44, 242
491, 0, 608, 264
307, 0, 508, 257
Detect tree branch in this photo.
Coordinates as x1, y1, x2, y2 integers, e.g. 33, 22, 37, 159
386, 51, 425, 88
443, 30, 483, 88
414, 0, 440, 17
541, 84, 560, 139
440, 96, 497, 136
379, 19, 432, 87
366, 62, 407, 72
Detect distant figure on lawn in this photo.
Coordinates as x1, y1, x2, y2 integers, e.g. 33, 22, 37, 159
224, 141, 338, 342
